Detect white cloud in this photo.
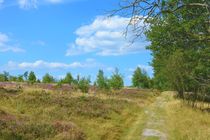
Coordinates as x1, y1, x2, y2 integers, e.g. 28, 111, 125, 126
7, 59, 99, 70
18, 0, 38, 9
66, 15, 149, 56
0, 32, 25, 53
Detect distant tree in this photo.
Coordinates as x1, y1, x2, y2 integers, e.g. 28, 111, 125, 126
72, 74, 80, 85
141, 69, 150, 88
96, 69, 110, 90
23, 71, 28, 81
17, 75, 24, 82
78, 76, 91, 93
42, 73, 55, 83
37, 79, 41, 83
28, 71, 36, 84
9, 76, 17, 82
132, 67, 142, 88
109, 68, 124, 90
0, 71, 10, 82
63, 72, 73, 85
132, 67, 150, 89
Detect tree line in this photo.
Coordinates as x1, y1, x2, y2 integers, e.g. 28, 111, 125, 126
114, 0, 210, 105
0, 67, 152, 92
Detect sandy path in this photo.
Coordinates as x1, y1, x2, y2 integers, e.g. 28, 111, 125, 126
141, 94, 168, 140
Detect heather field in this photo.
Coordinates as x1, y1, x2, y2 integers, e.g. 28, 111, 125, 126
0, 84, 156, 140
0, 84, 210, 140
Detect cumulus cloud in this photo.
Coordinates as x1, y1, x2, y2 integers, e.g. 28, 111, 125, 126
7, 59, 100, 70
0, 32, 25, 53
66, 15, 149, 56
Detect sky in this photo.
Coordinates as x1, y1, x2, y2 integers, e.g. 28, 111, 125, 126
0, 0, 153, 86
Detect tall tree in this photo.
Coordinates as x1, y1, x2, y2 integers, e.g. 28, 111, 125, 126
115, 0, 210, 100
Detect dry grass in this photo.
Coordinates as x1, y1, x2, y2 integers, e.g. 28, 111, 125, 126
164, 92, 210, 140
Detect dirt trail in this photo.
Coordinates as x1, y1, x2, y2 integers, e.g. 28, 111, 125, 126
141, 93, 168, 140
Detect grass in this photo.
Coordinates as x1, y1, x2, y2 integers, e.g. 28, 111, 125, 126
0, 86, 155, 140
164, 92, 210, 140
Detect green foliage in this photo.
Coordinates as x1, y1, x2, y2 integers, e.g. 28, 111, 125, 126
145, 0, 210, 99
17, 75, 24, 82
78, 76, 91, 93
62, 72, 73, 84
132, 67, 151, 89
96, 69, 110, 90
109, 68, 124, 90
28, 71, 37, 84
42, 73, 55, 83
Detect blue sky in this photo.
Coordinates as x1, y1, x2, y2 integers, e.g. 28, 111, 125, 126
0, 0, 153, 85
